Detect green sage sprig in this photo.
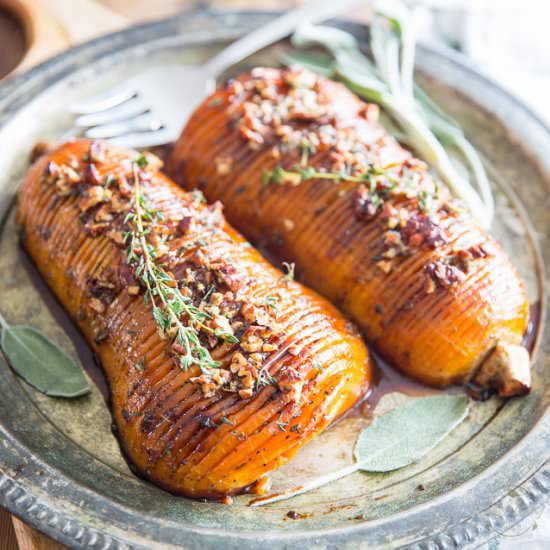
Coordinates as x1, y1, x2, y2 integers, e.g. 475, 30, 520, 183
284, 9, 494, 228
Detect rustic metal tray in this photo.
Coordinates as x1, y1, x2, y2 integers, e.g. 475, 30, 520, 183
0, 9, 548, 549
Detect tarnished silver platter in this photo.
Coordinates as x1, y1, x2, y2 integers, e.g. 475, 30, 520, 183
0, 9, 548, 549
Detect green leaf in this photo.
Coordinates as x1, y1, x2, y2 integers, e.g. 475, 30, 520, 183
249, 394, 469, 506
291, 23, 358, 54
135, 154, 148, 168
0, 324, 90, 398
370, 19, 402, 96
214, 330, 239, 344
281, 51, 334, 77
354, 395, 469, 472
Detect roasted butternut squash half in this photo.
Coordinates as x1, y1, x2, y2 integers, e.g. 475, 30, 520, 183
169, 67, 530, 395
17, 139, 371, 499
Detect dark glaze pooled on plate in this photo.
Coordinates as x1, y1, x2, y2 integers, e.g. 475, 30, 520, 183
17, 139, 371, 499
169, 66, 531, 396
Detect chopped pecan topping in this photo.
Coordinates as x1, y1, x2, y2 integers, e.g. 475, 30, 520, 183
376, 260, 393, 274
426, 260, 465, 289
87, 276, 117, 304
213, 262, 247, 292
43, 161, 80, 195
238, 388, 254, 399
84, 222, 109, 237
117, 260, 138, 287
401, 212, 444, 250
278, 366, 304, 403
354, 184, 380, 222
177, 216, 195, 235
446, 242, 495, 274
89, 297, 106, 314
77, 185, 112, 212
215, 156, 233, 175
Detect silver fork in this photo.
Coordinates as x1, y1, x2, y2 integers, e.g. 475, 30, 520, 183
68, 0, 364, 149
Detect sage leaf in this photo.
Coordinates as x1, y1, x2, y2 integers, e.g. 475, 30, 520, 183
250, 394, 468, 506
0, 320, 90, 398
354, 395, 469, 472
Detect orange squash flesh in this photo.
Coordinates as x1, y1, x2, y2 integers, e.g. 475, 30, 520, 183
168, 67, 529, 389
17, 139, 371, 499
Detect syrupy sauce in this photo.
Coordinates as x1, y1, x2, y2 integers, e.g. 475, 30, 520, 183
0, 8, 26, 79
20, 248, 111, 401
16, 229, 544, 501
367, 354, 445, 407
340, 353, 444, 423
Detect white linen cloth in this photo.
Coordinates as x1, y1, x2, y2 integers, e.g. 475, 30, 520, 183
408, 0, 550, 126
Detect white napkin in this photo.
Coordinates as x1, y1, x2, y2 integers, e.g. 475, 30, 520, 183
408, 0, 550, 125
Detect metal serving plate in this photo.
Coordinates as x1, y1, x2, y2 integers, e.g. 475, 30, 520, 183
0, 9, 548, 550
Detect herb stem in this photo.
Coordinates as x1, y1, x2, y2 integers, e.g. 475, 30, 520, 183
0, 312, 9, 330
249, 462, 360, 506
129, 164, 220, 372
133, 169, 219, 339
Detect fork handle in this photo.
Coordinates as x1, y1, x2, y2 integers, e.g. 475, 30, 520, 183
204, 0, 365, 79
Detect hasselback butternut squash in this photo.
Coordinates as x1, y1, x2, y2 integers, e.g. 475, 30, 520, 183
17, 139, 371, 499
168, 66, 530, 395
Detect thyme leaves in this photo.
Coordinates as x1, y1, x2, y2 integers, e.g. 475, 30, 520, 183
124, 162, 222, 374
262, 160, 440, 218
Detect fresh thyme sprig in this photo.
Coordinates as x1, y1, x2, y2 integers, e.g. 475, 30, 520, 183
263, 162, 398, 186
124, 161, 235, 374
262, 162, 437, 214
255, 366, 277, 392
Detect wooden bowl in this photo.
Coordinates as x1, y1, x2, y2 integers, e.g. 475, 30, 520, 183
0, 0, 69, 77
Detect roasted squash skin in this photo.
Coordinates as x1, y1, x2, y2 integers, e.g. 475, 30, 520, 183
169, 67, 530, 389
17, 139, 371, 499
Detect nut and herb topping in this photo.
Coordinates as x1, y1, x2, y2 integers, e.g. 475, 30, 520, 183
426, 243, 495, 291
224, 66, 489, 291
41, 141, 307, 402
